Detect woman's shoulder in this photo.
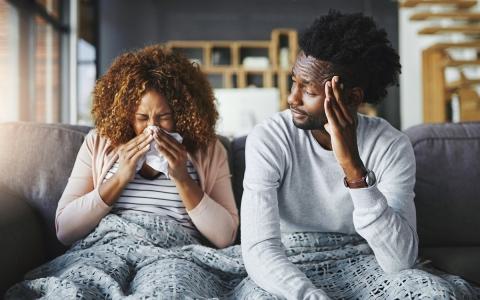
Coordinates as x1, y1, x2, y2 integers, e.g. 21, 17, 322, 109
83, 129, 112, 153
191, 137, 228, 163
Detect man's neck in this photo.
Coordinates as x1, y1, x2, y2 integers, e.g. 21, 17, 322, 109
311, 128, 332, 150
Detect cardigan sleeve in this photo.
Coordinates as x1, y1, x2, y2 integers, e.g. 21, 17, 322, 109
55, 131, 112, 245
188, 140, 239, 248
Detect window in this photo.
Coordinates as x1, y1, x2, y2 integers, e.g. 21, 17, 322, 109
0, 1, 20, 122
0, 0, 64, 123
0, 0, 97, 125
76, 0, 97, 125
34, 14, 61, 122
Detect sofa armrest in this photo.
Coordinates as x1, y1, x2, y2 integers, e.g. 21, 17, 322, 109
0, 186, 46, 297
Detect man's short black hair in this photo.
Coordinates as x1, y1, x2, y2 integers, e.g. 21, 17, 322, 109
299, 10, 401, 104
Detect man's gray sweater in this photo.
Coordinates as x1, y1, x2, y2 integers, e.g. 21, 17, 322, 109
241, 110, 418, 299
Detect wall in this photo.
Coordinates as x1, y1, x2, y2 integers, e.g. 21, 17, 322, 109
98, 0, 401, 127
399, 7, 438, 130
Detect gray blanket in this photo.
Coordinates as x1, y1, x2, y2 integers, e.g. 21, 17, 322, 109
6, 212, 480, 299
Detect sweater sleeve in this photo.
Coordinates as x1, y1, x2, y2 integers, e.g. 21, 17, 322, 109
241, 126, 330, 300
188, 140, 239, 248
350, 134, 418, 273
55, 131, 112, 245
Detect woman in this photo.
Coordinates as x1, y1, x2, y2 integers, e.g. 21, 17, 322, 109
55, 45, 238, 249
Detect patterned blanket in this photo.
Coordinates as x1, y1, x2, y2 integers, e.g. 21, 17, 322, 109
6, 212, 480, 299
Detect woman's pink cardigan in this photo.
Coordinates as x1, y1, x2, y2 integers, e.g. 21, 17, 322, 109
55, 130, 239, 248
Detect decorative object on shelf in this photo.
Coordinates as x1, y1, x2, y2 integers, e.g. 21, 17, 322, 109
242, 57, 270, 69
280, 47, 290, 69
214, 88, 280, 138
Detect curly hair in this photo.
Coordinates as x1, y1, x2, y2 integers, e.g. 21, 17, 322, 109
299, 10, 401, 104
92, 45, 218, 153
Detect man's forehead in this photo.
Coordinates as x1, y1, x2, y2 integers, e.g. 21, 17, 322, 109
293, 52, 332, 84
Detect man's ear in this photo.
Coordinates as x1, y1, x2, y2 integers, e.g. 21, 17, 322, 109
347, 87, 364, 108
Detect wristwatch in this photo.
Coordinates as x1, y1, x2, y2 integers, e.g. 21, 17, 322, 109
343, 169, 376, 189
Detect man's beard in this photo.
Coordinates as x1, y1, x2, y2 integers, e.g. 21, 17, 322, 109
292, 113, 328, 131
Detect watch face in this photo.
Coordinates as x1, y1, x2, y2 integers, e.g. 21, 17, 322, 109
366, 170, 376, 186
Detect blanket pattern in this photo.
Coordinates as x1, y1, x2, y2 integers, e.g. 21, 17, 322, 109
6, 212, 480, 299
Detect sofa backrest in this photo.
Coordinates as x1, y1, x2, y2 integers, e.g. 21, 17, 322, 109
230, 136, 247, 214
2, 121, 478, 255
0, 123, 91, 258
405, 122, 480, 247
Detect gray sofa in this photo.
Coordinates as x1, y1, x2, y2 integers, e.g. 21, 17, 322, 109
0, 121, 479, 296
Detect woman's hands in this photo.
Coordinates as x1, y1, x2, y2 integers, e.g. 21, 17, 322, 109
153, 130, 190, 182
99, 132, 153, 206
153, 130, 203, 211
324, 76, 366, 181
115, 132, 153, 183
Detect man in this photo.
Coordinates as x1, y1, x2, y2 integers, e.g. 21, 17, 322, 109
241, 11, 427, 299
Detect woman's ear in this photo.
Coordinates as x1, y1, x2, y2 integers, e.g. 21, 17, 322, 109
347, 87, 364, 108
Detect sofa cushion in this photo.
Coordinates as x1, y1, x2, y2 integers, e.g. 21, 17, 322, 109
405, 122, 480, 247
0, 184, 45, 296
0, 123, 91, 258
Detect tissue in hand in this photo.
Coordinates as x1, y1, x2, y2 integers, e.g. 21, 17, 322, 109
136, 125, 183, 178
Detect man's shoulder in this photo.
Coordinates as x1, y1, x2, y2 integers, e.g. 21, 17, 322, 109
249, 110, 294, 140
358, 114, 408, 144
357, 114, 413, 163
246, 110, 294, 154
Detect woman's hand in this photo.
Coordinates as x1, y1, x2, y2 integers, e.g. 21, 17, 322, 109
154, 130, 204, 211
115, 132, 153, 183
99, 132, 153, 206
153, 130, 190, 182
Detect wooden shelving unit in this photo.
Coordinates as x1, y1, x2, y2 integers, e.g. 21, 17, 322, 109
401, 0, 480, 122
400, 0, 477, 9
419, 26, 480, 35
410, 11, 480, 21
444, 59, 480, 67
164, 29, 299, 109
422, 44, 480, 122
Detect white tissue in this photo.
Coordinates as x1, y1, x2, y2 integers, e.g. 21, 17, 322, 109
136, 125, 183, 178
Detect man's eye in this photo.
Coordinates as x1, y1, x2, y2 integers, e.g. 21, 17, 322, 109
304, 90, 316, 96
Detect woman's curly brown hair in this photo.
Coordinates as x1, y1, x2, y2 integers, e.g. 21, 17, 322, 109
92, 45, 218, 153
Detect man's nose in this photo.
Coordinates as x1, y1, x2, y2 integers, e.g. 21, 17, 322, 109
287, 85, 302, 107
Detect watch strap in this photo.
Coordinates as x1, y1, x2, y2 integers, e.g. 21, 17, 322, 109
343, 172, 368, 189
343, 175, 368, 189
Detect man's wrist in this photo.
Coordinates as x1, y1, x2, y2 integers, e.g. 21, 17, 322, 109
342, 159, 367, 181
